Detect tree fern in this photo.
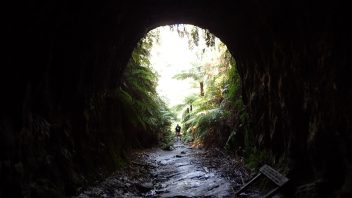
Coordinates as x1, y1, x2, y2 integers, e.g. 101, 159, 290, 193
114, 31, 173, 147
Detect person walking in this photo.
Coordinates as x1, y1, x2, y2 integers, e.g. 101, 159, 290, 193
175, 124, 181, 141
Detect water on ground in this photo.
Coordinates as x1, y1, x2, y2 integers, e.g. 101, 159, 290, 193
76, 141, 256, 197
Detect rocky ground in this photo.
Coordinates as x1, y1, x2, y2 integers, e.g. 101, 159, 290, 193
75, 141, 258, 197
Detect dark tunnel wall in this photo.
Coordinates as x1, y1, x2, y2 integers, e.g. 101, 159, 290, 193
2, 0, 351, 196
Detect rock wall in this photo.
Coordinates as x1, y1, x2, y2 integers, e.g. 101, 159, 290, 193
1, 1, 145, 196
1, 0, 351, 196
231, 2, 352, 196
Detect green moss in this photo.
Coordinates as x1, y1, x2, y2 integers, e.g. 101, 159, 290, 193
246, 149, 272, 170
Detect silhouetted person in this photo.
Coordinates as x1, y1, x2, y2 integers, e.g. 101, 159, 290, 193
175, 124, 181, 141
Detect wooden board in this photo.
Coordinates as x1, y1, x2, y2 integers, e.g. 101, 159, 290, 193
235, 164, 289, 197
259, 164, 289, 186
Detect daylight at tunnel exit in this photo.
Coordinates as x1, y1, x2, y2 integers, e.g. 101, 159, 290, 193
1, 1, 351, 198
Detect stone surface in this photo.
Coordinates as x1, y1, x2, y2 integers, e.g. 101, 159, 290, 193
76, 141, 252, 197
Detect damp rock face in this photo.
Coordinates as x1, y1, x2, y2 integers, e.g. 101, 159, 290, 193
1, 0, 351, 197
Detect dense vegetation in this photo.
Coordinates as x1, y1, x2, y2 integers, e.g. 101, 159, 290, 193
166, 25, 259, 169
125, 24, 267, 170
118, 32, 175, 148
174, 42, 250, 151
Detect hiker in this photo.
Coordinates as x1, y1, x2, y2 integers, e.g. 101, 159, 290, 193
175, 124, 181, 141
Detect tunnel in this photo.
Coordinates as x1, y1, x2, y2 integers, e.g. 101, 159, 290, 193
1, 0, 351, 197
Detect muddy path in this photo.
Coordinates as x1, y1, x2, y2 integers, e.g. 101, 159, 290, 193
76, 141, 254, 197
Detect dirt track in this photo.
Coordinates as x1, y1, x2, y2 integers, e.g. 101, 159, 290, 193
76, 141, 253, 197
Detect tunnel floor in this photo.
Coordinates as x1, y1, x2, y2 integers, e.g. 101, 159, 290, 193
76, 141, 258, 197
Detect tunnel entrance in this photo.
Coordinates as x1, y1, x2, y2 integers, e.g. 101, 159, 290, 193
123, 24, 249, 150
77, 24, 266, 197
2, 1, 350, 197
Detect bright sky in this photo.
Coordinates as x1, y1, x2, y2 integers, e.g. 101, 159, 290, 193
149, 26, 199, 107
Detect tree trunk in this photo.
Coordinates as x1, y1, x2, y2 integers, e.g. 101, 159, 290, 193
200, 81, 204, 96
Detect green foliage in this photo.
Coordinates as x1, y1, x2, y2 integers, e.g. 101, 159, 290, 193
115, 32, 174, 147
127, 24, 272, 179
173, 71, 202, 81
246, 149, 272, 170
172, 43, 237, 145
123, 25, 254, 167
168, 24, 214, 50
191, 28, 199, 47
170, 37, 253, 153
193, 108, 227, 139
226, 60, 242, 106
223, 59, 253, 154
204, 29, 215, 47
171, 94, 198, 113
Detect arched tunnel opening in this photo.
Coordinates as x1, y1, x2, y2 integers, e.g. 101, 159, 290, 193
1, 1, 351, 197
125, 24, 242, 147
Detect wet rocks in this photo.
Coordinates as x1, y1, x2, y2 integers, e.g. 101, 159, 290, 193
76, 142, 251, 197
135, 182, 153, 193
